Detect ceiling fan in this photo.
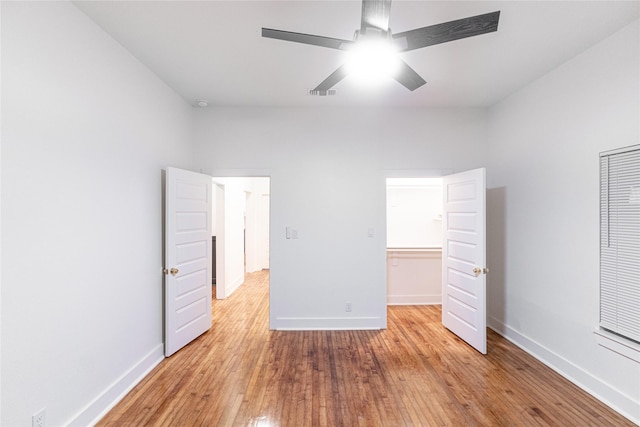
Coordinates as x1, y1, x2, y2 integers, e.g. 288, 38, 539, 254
262, 0, 500, 95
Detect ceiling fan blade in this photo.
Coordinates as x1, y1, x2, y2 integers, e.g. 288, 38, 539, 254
393, 11, 500, 52
313, 65, 349, 95
361, 0, 392, 32
393, 60, 426, 91
262, 28, 353, 50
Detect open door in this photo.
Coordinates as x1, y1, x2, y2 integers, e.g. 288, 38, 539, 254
164, 167, 212, 357
442, 168, 487, 354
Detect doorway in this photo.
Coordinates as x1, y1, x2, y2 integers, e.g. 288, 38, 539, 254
386, 177, 443, 305
211, 177, 270, 300
385, 170, 489, 354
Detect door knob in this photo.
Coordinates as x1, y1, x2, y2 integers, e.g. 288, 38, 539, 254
472, 267, 489, 277
163, 267, 179, 276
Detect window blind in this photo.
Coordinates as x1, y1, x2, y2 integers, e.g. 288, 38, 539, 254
600, 145, 640, 343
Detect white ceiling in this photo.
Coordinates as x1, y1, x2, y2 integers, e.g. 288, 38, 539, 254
74, 0, 639, 108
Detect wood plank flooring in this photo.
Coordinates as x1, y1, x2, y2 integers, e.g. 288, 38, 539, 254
98, 271, 634, 426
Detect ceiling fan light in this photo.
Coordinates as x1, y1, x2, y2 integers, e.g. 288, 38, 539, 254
345, 39, 400, 86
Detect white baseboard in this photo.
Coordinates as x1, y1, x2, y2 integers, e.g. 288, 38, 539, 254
488, 316, 640, 425
387, 294, 441, 305
225, 274, 245, 298
275, 316, 384, 330
66, 344, 164, 426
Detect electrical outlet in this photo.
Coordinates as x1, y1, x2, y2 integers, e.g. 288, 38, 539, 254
286, 227, 299, 239
32, 408, 46, 427
345, 302, 352, 312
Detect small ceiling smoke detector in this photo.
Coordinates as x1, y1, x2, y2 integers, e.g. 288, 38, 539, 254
195, 99, 209, 108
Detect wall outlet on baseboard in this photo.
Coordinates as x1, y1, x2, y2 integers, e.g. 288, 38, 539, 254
345, 302, 352, 312
33, 408, 46, 427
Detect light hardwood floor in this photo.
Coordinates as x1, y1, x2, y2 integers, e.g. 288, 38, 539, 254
98, 271, 634, 426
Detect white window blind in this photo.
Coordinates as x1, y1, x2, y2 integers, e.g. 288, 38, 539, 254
600, 145, 640, 343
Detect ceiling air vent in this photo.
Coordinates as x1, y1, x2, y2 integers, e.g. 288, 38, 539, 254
308, 89, 337, 96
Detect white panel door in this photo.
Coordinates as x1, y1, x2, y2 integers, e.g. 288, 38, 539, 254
442, 168, 487, 354
165, 167, 212, 357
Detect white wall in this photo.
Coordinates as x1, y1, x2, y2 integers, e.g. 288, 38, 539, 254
387, 250, 442, 305
1, 2, 193, 425
386, 178, 443, 248
193, 107, 488, 329
243, 177, 270, 274
255, 180, 271, 270
213, 183, 226, 298
486, 19, 640, 422
223, 180, 246, 295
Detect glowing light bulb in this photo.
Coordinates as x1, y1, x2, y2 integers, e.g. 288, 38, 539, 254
345, 39, 400, 86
